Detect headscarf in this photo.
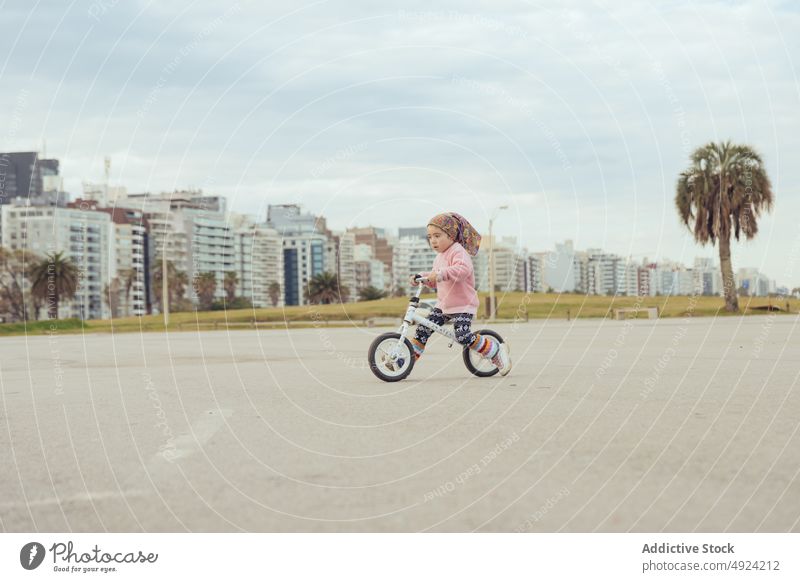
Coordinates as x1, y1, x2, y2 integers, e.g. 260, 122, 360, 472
428, 212, 482, 256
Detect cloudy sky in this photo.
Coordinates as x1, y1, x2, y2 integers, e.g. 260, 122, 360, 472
2, 0, 799, 284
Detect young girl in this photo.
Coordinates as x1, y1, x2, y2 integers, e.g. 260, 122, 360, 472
408, 212, 511, 376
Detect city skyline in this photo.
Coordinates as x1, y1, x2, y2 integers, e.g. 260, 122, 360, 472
0, 156, 790, 295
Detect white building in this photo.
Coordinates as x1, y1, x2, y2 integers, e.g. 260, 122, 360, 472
645, 261, 694, 296
693, 257, 721, 296
737, 267, 772, 297
335, 231, 356, 302
541, 240, 577, 292
235, 224, 284, 307
1, 203, 112, 320
117, 192, 237, 306
82, 182, 127, 206
393, 236, 437, 295
98, 206, 147, 317
354, 243, 387, 293
586, 249, 623, 296
472, 236, 523, 292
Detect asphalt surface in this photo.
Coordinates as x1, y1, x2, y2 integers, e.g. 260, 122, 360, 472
1, 315, 799, 532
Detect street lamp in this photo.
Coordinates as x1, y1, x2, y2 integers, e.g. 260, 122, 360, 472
488, 205, 508, 322
161, 231, 169, 326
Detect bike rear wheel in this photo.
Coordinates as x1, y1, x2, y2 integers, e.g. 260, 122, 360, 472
462, 329, 504, 377
368, 332, 415, 382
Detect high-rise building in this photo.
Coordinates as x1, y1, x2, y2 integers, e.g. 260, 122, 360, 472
525, 254, 543, 292
393, 235, 437, 295
73, 201, 149, 317
541, 240, 577, 292
335, 231, 356, 302
354, 243, 388, 293
267, 203, 321, 235
280, 233, 332, 305
737, 267, 772, 297
235, 223, 285, 307
586, 249, 622, 296
117, 191, 236, 307
349, 226, 393, 278
1, 202, 112, 320
82, 182, 128, 206
266, 204, 342, 305
0, 152, 63, 206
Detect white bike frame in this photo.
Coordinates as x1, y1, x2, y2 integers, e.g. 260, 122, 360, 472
391, 279, 455, 359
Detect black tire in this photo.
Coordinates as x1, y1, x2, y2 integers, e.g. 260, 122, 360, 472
462, 329, 504, 377
368, 332, 415, 382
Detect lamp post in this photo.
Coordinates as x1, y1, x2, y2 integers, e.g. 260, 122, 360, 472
161, 235, 169, 326
488, 205, 508, 322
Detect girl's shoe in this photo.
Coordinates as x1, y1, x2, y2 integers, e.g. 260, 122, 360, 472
490, 343, 512, 376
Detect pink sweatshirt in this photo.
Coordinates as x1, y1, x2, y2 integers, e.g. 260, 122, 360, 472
423, 242, 479, 315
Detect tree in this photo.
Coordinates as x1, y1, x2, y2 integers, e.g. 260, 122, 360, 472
338, 282, 350, 303
676, 141, 774, 312
307, 272, 346, 304
268, 281, 281, 307
151, 259, 187, 311
30, 251, 80, 319
118, 268, 137, 314
104, 278, 122, 318
358, 285, 387, 301
223, 271, 238, 302
194, 272, 217, 311
0, 247, 40, 321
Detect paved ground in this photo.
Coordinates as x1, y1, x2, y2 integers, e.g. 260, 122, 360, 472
1, 315, 799, 532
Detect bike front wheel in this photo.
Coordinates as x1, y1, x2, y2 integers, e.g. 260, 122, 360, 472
368, 332, 415, 382
462, 329, 504, 377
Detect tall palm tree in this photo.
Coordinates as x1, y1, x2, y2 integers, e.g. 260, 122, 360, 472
307, 272, 344, 304
104, 278, 122, 317
676, 141, 774, 312
30, 251, 80, 319
151, 260, 187, 310
223, 271, 238, 302
119, 268, 136, 313
194, 272, 217, 310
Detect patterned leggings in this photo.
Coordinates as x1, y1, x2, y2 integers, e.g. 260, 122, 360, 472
411, 308, 499, 360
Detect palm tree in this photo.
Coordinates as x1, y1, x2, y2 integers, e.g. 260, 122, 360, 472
194, 272, 217, 310
307, 272, 344, 304
30, 251, 80, 319
676, 141, 774, 312
104, 278, 122, 317
119, 268, 136, 314
174, 270, 188, 300
358, 285, 387, 301
268, 281, 281, 307
151, 260, 187, 311
223, 271, 238, 302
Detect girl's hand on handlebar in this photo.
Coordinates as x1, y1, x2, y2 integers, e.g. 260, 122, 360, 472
427, 271, 437, 285
409, 274, 420, 287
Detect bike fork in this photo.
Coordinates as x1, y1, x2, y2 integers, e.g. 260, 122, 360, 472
394, 321, 410, 358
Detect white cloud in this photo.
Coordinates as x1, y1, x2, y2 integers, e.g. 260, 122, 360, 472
2, 0, 799, 284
